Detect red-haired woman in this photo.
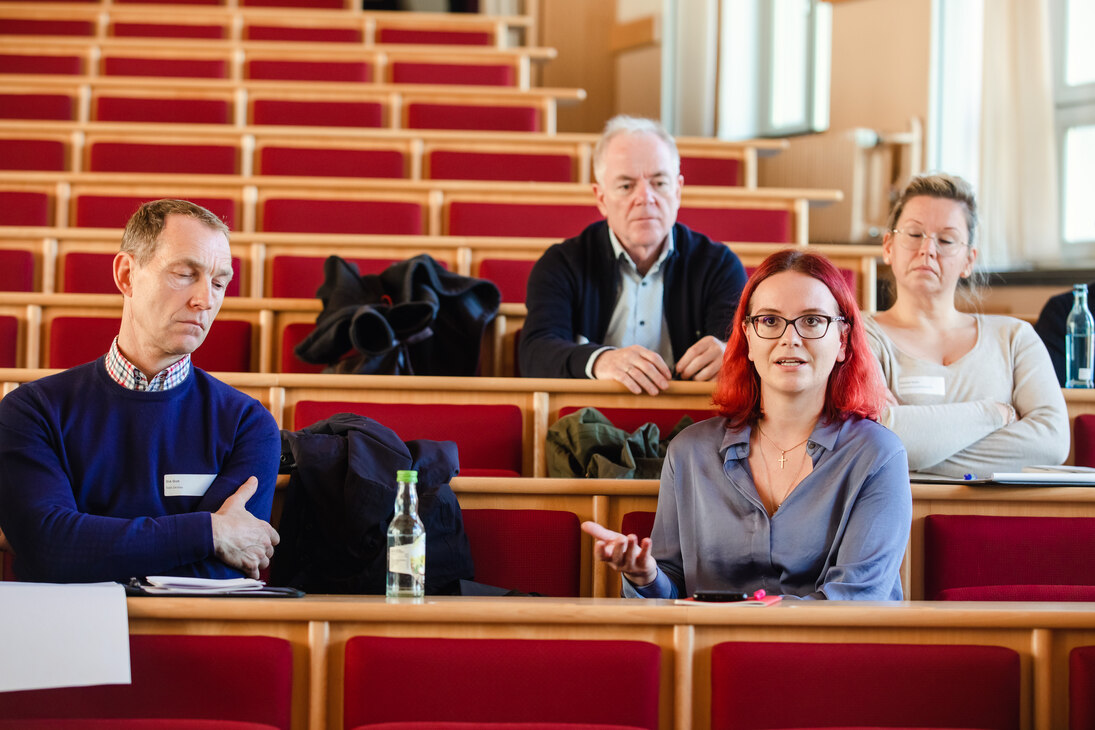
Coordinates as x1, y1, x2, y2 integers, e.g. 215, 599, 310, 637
582, 250, 912, 600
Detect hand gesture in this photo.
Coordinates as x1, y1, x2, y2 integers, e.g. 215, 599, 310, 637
581, 520, 657, 587
591, 345, 672, 395
210, 477, 280, 579
675, 335, 725, 381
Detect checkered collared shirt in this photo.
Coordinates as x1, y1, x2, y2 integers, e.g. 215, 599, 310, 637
104, 337, 191, 392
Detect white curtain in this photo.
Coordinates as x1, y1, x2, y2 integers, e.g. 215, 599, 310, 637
978, 0, 1059, 269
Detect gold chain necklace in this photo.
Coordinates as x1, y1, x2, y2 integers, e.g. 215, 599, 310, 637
755, 425, 811, 469
755, 433, 809, 513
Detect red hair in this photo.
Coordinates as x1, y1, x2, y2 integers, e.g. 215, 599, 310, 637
712, 250, 887, 428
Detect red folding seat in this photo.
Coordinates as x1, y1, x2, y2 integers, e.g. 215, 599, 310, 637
247, 59, 371, 83
0, 191, 52, 225
257, 146, 404, 178
0, 93, 75, 121
0, 54, 83, 75
245, 24, 362, 42
269, 255, 398, 298
461, 509, 581, 596
375, 28, 493, 45
476, 258, 535, 303
280, 322, 324, 373
0, 635, 292, 730
924, 514, 1095, 601
292, 401, 523, 477
89, 142, 238, 174
0, 315, 19, 367
446, 201, 599, 237
679, 155, 743, 186
251, 99, 384, 128
0, 248, 35, 291
426, 150, 573, 182
676, 206, 792, 243
1072, 646, 1095, 730
260, 199, 421, 235
95, 96, 232, 124
114, 0, 222, 4
0, 18, 94, 35
406, 102, 540, 131
102, 56, 229, 79
61, 252, 241, 296
390, 62, 514, 86
0, 138, 67, 171
73, 195, 237, 230
343, 636, 659, 729
710, 641, 1019, 730
1074, 414, 1095, 467
110, 22, 225, 39
242, 0, 345, 7
620, 511, 655, 542
192, 319, 253, 371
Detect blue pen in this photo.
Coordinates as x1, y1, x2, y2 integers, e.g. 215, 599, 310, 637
963, 473, 975, 480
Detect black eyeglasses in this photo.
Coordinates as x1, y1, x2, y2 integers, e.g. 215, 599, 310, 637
745, 314, 845, 339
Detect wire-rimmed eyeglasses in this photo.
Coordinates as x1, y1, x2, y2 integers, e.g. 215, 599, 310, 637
745, 314, 845, 340
891, 228, 969, 257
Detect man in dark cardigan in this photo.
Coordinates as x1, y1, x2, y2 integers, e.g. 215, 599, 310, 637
519, 115, 748, 394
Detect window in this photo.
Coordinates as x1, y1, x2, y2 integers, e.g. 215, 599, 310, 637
1054, 0, 1095, 250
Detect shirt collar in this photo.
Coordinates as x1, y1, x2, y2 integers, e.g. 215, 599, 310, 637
607, 225, 675, 275
105, 338, 191, 392
720, 417, 841, 461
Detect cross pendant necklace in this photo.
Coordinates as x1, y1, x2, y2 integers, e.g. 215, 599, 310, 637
756, 425, 811, 470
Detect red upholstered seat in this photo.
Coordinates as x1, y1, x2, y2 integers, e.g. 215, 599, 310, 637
0, 248, 36, 290
620, 511, 656, 542
111, 22, 225, 39
114, 0, 222, 5
407, 103, 539, 131
62, 252, 241, 296
0, 315, 18, 367
923, 514, 1095, 601
343, 636, 659, 729
269, 255, 398, 298
0, 54, 83, 74
242, 0, 344, 7
0, 18, 94, 35
476, 258, 534, 303
558, 405, 716, 435
102, 56, 229, 79
95, 96, 231, 124
245, 25, 362, 42
390, 62, 514, 86
446, 201, 600, 237
192, 319, 252, 371
251, 99, 384, 128
375, 28, 492, 45
1074, 414, 1095, 467
351, 724, 646, 730
261, 199, 421, 234
280, 322, 324, 373
710, 641, 1020, 730
0, 93, 75, 121
0, 720, 278, 730
1072, 646, 1095, 730
461, 509, 581, 596
89, 142, 238, 174
74, 195, 236, 229
258, 146, 404, 178
680, 155, 742, 186
48, 316, 251, 370
247, 59, 371, 82
0, 138, 67, 171
426, 150, 573, 182
292, 401, 523, 476
0, 634, 292, 730
676, 206, 791, 243
0, 191, 52, 225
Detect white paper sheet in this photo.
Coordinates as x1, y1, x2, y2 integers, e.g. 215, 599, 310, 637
0, 582, 130, 692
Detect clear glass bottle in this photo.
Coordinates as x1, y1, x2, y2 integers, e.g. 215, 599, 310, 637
1066, 283, 1095, 388
386, 469, 425, 599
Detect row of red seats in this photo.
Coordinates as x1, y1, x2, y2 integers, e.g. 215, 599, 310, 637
6, 632, 1094, 729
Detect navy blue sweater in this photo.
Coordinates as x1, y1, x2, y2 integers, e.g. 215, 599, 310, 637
0, 360, 280, 582
519, 221, 748, 378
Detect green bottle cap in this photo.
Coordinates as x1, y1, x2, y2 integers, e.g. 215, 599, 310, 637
396, 469, 418, 484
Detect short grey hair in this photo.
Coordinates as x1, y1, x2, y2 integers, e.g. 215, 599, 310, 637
886, 173, 978, 248
592, 115, 681, 184
121, 199, 230, 267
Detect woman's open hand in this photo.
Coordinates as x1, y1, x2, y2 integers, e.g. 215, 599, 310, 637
581, 520, 657, 587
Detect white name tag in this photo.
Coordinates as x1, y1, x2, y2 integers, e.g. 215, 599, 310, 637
897, 375, 946, 397
164, 474, 217, 498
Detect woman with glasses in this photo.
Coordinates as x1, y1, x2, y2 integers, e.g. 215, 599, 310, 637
582, 250, 911, 600
865, 173, 1068, 477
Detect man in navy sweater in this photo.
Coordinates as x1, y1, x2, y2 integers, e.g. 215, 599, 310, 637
518, 116, 747, 394
0, 199, 281, 583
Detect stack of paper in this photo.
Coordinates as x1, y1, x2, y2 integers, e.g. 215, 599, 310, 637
142, 576, 265, 595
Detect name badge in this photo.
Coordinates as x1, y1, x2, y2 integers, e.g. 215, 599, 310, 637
164, 474, 216, 498
897, 375, 946, 397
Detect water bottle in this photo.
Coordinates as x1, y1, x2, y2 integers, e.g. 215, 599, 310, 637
386, 469, 425, 598
1066, 283, 1094, 388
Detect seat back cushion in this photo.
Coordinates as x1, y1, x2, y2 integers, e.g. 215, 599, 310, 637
461, 509, 581, 596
